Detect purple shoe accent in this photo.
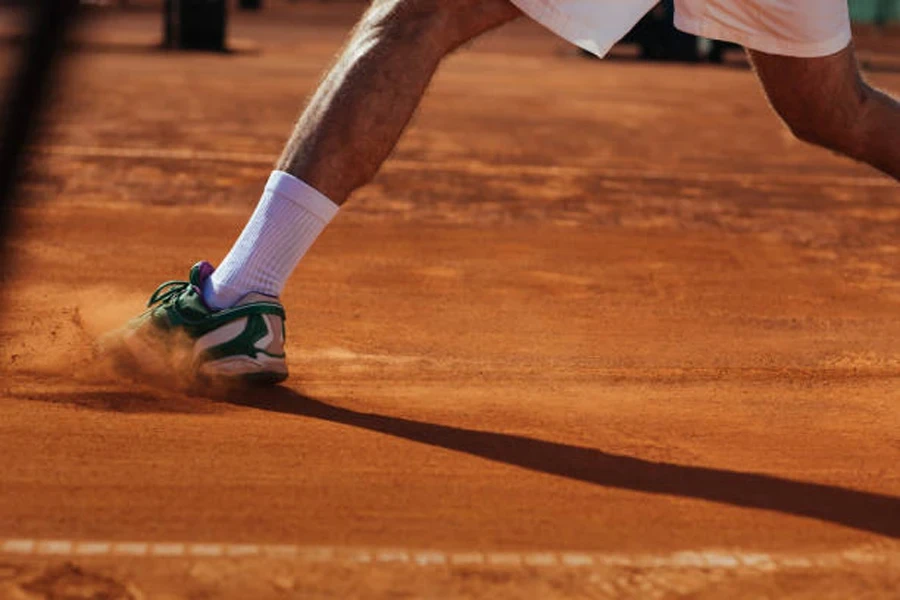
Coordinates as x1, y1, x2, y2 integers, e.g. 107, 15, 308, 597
190, 261, 217, 311
194, 260, 215, 284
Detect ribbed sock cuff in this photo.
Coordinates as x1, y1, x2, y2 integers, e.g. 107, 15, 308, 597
265, 170, 339, 222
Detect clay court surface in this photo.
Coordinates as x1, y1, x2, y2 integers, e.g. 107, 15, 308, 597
1, 3, 899, 598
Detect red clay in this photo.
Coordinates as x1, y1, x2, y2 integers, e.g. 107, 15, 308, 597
1, 4, 898, 598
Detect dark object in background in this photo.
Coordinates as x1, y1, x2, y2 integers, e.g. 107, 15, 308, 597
239, 0, 262, 10
163, 0, 227, 51
0, 0, 79, 260
618, 1, 738, 62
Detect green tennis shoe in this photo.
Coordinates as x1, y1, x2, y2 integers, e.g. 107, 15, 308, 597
122, 261, 288, 384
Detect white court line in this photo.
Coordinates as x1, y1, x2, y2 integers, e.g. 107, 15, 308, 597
112, 542, 149, 556
449, 552, 484, 566
189, 544, 225, 557
414, 551, 447, 566
224, 544, 260, 558
523, 552, 558, 567
35, 540, 72, 555
32, 145, 896, 188
74, 541, 112, 556
1, 538, 897, 571
487, 552, 523, 567
150, 543, 185, 557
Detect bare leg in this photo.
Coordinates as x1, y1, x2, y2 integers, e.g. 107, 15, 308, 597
750, 45, 899, 180
277, 0, 521, 204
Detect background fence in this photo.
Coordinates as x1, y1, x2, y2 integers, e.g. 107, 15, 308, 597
850, 0, 900, 23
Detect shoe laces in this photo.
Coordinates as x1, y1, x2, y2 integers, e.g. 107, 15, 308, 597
147, 280, 191, 307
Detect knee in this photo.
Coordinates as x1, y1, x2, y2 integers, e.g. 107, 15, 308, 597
776, 84, 872, 157
361, 1, 446, 45
360, 0, 516, 55
781, 108, 851, 153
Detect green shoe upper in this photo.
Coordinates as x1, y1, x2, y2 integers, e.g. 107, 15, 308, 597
136, 262, 286, 364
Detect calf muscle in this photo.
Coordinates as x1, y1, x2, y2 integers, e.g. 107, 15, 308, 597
277, 0, 520, 203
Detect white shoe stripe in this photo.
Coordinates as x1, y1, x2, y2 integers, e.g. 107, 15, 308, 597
193, 317, 247, 361
254, 315, 274, 351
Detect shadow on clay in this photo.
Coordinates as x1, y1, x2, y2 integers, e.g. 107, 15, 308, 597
8, 384, 226, 415
9, 351, 898, 538
220, 384, 900, 540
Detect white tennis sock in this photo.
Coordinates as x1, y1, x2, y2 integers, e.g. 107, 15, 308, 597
203, 170, 339, 310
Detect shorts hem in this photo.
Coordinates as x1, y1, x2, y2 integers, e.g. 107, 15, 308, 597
674, 14, 852, 58
509, 0, 616, 57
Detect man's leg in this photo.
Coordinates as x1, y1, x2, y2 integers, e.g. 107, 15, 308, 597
279, 0, 522, 204
123, 1, 520, 383
204, 0, 521, 309
749, 45, 899, 180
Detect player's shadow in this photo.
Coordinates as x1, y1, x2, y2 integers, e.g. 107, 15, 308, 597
222, 385, 900, 539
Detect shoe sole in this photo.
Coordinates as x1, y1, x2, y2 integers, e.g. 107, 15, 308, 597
198, 355, 289, 385
120, 327, 288, 386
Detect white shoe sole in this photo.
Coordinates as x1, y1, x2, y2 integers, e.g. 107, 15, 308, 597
199, 355, 288, 383
120, 328, 288, 385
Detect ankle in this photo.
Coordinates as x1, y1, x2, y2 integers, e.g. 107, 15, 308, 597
202, 276, 239, 311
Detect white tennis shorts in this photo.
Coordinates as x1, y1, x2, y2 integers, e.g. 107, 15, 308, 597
509, 0, 852, 58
